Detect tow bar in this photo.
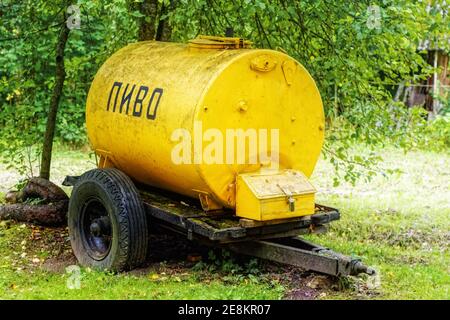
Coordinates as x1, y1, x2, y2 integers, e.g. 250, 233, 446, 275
228, 237, 375, 276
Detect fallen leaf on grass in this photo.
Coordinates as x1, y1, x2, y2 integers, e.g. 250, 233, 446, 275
149, 273, 160, 280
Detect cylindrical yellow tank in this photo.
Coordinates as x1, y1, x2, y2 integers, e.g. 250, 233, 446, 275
86, 36, 324, 210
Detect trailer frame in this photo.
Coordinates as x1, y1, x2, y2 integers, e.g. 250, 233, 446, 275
138, 185, 374, 277
64, 175, 375, 277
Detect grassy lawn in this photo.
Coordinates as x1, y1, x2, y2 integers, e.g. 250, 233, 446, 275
309, 146, 450, 299
0, 144, 448, 299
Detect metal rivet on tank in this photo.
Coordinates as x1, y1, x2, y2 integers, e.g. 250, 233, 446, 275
318, 124, 324, 131
250, 55, 277, 72
291, 139, 296, 145
237, 100, 248, 112
291, 116, 296, 122
203, 106, 209, 111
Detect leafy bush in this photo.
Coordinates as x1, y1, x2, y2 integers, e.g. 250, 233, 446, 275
401, 113, 450, 152
0, 0, 138, 174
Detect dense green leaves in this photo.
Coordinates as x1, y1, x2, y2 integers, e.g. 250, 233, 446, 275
0, 0, 138, 174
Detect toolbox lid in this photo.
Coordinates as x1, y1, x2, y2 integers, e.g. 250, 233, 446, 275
239, 170, 316, 200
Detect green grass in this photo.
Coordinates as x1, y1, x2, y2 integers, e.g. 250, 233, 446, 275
308, 146, 450, 299
0, 221, 285, 299
0, 266, 283, 300
0, 144, 449, 299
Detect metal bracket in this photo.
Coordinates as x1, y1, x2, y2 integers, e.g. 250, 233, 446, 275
62, 175, 80, 187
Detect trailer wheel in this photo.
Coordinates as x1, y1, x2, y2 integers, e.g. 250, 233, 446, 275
68, 168, 148, 271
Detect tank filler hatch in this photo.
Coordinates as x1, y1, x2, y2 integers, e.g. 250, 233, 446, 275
188, 35, 252, 49
236, 170, 316, 221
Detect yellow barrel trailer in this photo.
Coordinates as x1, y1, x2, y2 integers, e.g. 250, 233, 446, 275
64, 36, 374, 276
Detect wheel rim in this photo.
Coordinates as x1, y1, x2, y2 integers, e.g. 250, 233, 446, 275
80, 197, 112, 260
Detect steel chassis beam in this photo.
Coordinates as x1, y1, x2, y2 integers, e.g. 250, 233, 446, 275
228, 237, 375, 276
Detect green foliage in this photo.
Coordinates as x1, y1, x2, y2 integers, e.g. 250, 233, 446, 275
435, 88, 450, 116
0, 0, 138, 173
193, 249, 261, 277
399, 112, 450, 151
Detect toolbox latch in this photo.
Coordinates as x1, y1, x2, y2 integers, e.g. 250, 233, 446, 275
277, 183, 296, 212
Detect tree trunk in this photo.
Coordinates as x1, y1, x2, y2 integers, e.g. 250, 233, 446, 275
133, 0, 174, 41
39, 13, 70, 180
137, 0, 159, 41
1, 177, 69, 227
0, 202, 68, 227
155, 2, 172, 41
6, 177, 69, 204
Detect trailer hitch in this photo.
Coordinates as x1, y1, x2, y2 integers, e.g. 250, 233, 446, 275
312, 246, 376, 276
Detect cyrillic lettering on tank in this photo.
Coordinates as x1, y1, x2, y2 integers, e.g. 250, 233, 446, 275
133, 86, 149, 117
107, 81, 122, 112
146, 88, 163, 120
120, 84, 136, 114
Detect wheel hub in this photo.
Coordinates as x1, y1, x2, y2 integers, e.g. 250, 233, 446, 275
89, 216, 111, 237
80, 199, 113, 260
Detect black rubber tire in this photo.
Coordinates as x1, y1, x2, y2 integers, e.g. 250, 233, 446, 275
68, 168, 148, 271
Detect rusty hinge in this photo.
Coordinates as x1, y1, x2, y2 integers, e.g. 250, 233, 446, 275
189, 35, 252, 49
